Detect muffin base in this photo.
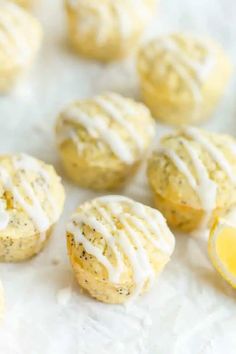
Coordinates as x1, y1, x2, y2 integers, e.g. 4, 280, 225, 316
153, 192, 224, 233
69, 35, 141, 62
140, 81, 220, 126
60, 148, 140, 191
67, 233, 141, 304
67, 232, 170, 304
0, 226, 54, 262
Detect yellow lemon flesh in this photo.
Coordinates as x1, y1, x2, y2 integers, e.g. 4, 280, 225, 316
209, 219, 236, 288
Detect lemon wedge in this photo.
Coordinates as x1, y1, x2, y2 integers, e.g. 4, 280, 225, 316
209, 210, 236, 288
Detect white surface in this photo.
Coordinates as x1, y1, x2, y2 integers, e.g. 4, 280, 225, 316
0, 0, 236, 353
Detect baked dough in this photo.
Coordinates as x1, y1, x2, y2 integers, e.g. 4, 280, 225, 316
67, 195, 175, 303
137, 33, 232, 125
0, 154, 65, 262
56, 92, 155, 190
147, 127, 236, 232
65, 0, 156, 61
0, 1, 42, 92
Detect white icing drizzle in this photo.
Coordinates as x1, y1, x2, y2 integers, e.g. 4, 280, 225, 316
121, 217, 156, 285
69, 221, 119, 281
159, 128, 236, 228
0, 2, 32, 65
185, 127, 236, 183
59, 95, 152, 164
154, 35, 215, 115
72, 212, 124, 283
129, 0, 152, 21
61, 105, 134, 163
79, 2, 110, 45
113, 0, 152, 38
14, 154, 60, 222
129, 201, 175, 254
180, 138, 217, 226
67, 0, 152, 43
118, 228, 152, 299
113, 2, 133, 39
0, 154, 60, 236
67, 196, 175, 299
94, 95, 145, 151
110, 93, 154, 135
99, 196, 175, 254
158, 147, 197, 191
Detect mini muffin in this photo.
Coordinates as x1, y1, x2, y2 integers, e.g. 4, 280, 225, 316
65, 0, 156, 61
137, 33, 232, 125
147, 127, 236, 232
55, 93, 155, 190
0, 1, 42, 93
0, 154, 65, 262
66, 195, 175, 304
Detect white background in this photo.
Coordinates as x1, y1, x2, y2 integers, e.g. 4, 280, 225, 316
0, 0, 236, 353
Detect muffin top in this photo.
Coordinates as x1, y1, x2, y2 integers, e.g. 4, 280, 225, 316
67, 195, 175, 298
0, 1, 42, 70
65, 0, 155, 44
148, 127, 236, 212
138, 33, 229, 102
56, 93, 155, 166
0, 154, 65, 238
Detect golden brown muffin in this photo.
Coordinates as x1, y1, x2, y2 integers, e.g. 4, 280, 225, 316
137, 33, 232, 125
147, 127, 236, 232
0, 154, 65, 262
65, 0, 156, 61
0, 1, 42, 93
67, 195, 175, 304
55, 93, 155, 190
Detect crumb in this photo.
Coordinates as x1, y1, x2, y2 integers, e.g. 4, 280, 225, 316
51, 258, 60, 265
